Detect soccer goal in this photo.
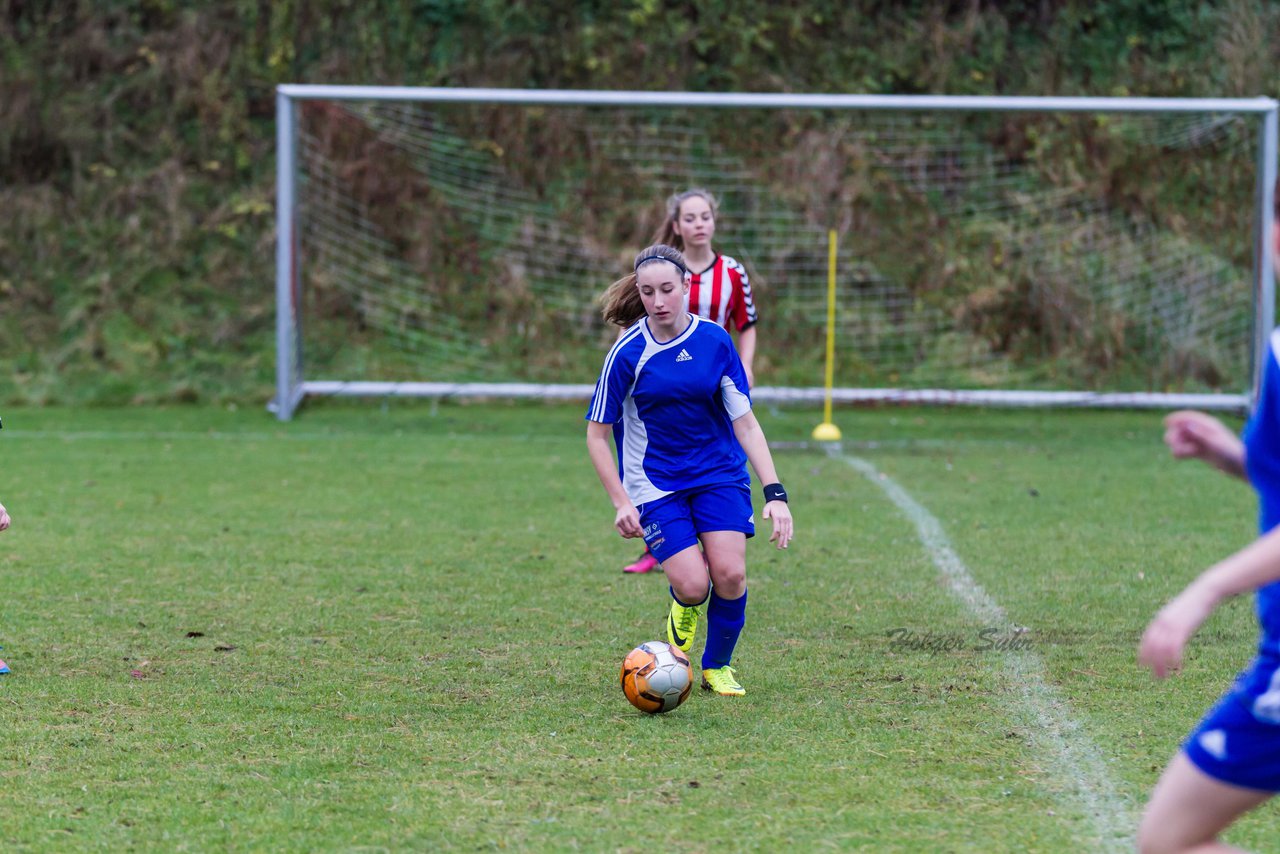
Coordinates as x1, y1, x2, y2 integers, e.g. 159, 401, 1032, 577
272, 87, 1277, 420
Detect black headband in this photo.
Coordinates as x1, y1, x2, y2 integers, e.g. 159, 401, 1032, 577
634, 255, 687, 276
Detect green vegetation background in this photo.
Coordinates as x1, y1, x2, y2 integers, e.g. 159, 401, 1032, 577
3, 0, 1278, 404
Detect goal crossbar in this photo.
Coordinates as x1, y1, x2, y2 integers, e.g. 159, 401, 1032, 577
277, 85, 1276, 114
273, 87, 1279, 419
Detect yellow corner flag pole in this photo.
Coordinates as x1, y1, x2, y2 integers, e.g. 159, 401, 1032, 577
812, 229, 842, 442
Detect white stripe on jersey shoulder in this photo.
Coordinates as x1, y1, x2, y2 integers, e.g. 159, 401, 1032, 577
591, 323, 646, 422
721, 254, 749, 279
1271, 327, 1280, 367
608, 321, 646, 356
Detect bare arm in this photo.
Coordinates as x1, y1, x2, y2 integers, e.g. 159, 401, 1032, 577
731, 410, 792, 549
1139, 525, 1280, 678
585, 421, 642, 538
736, 325, 757, 389
1164, 410, 1246, 481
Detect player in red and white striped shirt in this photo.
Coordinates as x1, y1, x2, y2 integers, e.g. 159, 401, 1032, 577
658, 189, 758, 385
622, 188, 761, 574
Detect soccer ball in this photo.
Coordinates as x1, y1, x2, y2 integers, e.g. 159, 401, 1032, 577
620, 641, 693, 714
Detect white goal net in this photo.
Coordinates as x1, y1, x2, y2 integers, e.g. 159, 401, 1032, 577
272, 88, 1277, 419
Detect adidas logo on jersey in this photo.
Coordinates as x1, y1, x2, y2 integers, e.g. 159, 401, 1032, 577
676, 349, 693, 362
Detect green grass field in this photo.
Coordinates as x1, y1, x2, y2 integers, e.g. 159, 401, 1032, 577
0, 401, 1275, 851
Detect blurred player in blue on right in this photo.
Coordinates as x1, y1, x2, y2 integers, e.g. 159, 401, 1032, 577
0, 500, 10, 675
1137, 197, 1280, 853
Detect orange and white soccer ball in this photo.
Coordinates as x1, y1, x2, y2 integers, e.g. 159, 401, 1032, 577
620, 641, 693, 714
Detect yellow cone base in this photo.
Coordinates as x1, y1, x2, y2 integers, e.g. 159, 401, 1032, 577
811, 422, 842, 441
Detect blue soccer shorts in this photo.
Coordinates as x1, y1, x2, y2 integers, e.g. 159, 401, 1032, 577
637, 482, 755, 564
1183, 656, 1280, 791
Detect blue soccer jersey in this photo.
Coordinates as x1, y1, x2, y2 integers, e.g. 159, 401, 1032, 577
1243, 328, 1280, 660
1174, 330, 1280, 789
586, 314, 752, 506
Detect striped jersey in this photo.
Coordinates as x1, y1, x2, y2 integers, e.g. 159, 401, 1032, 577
586, 314, 752, 506
687, 254, 758, 333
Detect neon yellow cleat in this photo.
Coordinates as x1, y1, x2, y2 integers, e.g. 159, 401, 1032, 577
666, 599, 700, 653
701, 666, 745, 696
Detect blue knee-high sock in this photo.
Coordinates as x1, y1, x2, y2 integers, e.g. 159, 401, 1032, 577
701, 589, 747, 670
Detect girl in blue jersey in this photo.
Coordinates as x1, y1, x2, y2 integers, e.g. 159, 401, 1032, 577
586, 244, 792, 697
622, 188, 760, 574
1137, 208, 1280, 852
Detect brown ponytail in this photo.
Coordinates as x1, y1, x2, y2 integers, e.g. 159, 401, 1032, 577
600, 272, 644, 327
599, 244, 689, 327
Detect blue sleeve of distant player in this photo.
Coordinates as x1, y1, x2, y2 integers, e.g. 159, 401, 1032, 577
1249, 333, 1280, 448
718, 336, 752, 420
586, 332, 641, 424
1264, 346, 1280, 428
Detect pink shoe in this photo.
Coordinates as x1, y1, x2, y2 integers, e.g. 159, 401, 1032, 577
623, 550, 661, 574
0, 659, 9, 674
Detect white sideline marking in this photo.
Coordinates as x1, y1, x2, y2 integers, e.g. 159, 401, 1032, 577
841, 454, 1134, 850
